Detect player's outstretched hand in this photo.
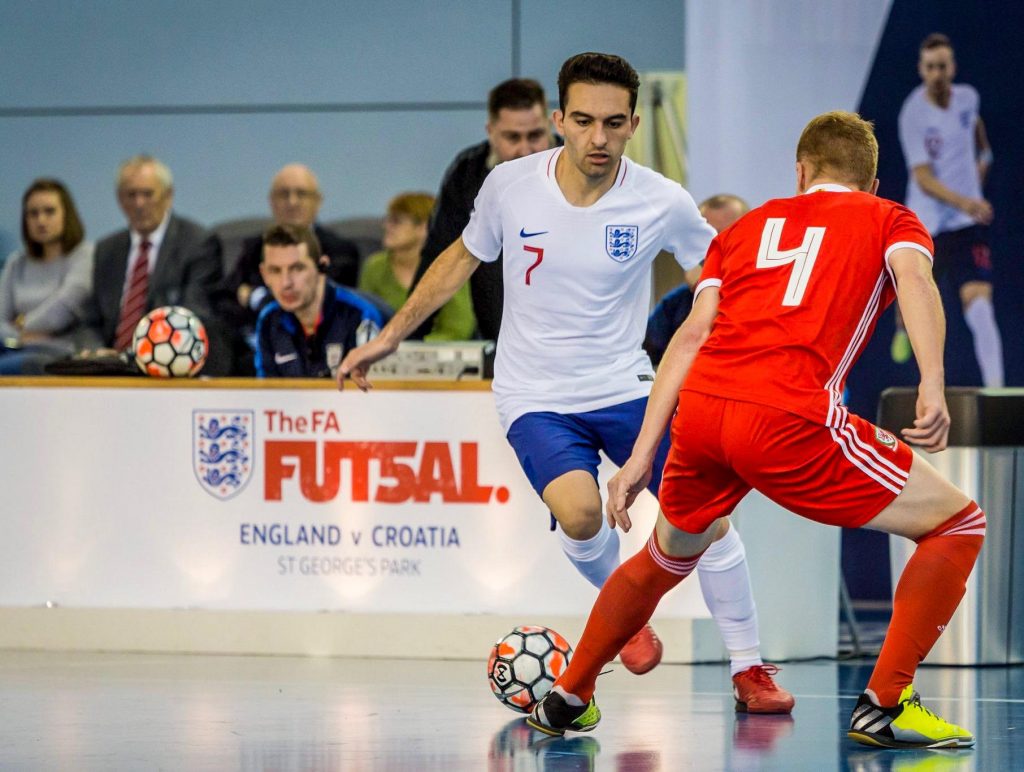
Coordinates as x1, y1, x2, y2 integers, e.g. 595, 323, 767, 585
337, 337, 397, 392
900, 384, 950, 453
606, 457, 653, 532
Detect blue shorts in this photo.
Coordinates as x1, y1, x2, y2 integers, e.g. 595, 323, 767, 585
506, 396, 672, 500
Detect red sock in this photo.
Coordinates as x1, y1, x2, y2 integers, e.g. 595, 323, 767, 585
556, 533, 703, 701
867, 501, 985, 706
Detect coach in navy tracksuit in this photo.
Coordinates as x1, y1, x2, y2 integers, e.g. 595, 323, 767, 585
255, 224, 385, 378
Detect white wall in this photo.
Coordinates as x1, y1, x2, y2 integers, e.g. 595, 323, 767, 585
686, 0, 893, 207
0, 0, 686, 250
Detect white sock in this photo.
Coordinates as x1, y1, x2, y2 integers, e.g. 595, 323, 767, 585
553, 684, 584, 706
558, 519, 620, 590
696, 525, 762, 676
963, 296, 1004, 387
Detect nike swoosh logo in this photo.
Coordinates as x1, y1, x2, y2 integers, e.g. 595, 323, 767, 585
520, 228, 549, 238
274, 353, 298, 364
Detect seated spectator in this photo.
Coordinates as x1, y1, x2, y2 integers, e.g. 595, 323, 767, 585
410, 78, 557, 341
644, 193, 749, 365
255, 225, 385, 378
0, 179, 93, 374
699, 193, 749, 234
222, 164, 360, 316
215, 163, 361, 373
359, 192, 475, 341
76, 155, 228, 373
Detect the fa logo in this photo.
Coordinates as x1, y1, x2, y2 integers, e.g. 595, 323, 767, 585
960, 110, 970, 129
193, 410, 254, 500
606, 225, 639, 262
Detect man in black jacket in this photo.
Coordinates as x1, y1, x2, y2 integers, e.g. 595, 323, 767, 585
410, 79, 555, 340
255, 225, 383, 378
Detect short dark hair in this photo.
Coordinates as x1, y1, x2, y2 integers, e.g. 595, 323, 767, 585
487, 78, 546, 120
557, 52, 640, 113
262, 223, 322, 264
920, 33, 953, 54
21, 178, 85, 259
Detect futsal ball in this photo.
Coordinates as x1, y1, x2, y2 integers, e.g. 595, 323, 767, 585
132, 305, 208, 378
487, 625, 573, 713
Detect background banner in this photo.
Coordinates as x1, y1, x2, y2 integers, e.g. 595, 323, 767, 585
1, 384, 710, 620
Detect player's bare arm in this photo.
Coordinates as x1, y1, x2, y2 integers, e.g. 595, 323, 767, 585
889, 247, 950, 452
606, 287, 719, 531
337, 237, 481, 391
911, 164, 993, 225
682, 264, 703, 288
975, 116, 992, 184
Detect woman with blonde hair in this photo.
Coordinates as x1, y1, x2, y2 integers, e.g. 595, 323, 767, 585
359, 192, 475, 341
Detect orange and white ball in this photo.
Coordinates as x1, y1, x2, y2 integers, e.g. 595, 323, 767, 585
132, 305, 208, 378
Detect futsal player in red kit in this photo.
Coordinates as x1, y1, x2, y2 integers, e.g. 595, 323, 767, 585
528, 111, 984, 750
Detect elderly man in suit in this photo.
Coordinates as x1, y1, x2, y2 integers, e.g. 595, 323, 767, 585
77, 154, 228, 374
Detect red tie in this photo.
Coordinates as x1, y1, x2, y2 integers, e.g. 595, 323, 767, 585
115, 240, 151, 351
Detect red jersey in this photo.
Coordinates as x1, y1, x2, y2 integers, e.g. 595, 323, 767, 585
683, 185, 933, 428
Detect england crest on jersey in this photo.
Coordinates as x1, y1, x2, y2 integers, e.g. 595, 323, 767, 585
606, 225, 639, 262
193, 409, 254, 500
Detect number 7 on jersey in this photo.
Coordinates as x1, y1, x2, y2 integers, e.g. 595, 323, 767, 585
523, 245, 544, 285
756, 218, 825, 306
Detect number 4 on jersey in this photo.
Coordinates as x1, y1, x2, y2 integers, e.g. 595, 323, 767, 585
756, 218, 825, 306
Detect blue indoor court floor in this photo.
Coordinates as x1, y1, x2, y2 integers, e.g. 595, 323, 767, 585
0, 651, 1020, 770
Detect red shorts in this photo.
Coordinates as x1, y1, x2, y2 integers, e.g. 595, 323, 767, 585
659, 391, 914, 533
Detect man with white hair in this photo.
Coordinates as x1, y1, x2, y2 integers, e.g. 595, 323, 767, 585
78, 154, 227, 373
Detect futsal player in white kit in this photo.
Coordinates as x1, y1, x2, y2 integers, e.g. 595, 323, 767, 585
891, 32, 1003, 386
339, 52, 793, 712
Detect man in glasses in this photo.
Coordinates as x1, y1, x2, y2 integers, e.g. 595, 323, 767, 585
224, 164, 360, 319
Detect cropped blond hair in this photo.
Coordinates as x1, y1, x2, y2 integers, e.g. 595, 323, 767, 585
796, 111, 878, 191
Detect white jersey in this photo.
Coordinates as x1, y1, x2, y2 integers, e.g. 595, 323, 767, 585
462, 147, 715, 431
898, 83, 982, 235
